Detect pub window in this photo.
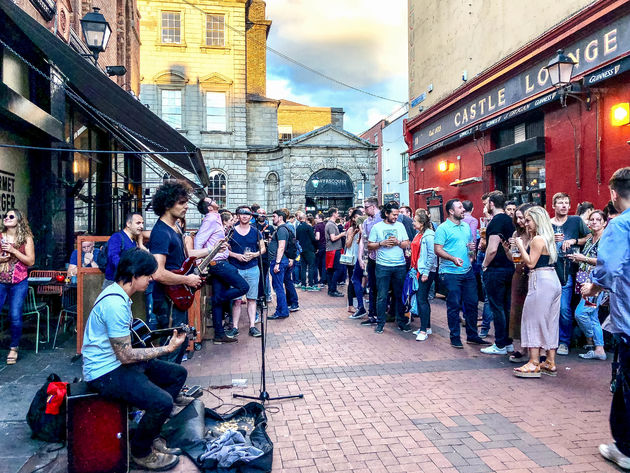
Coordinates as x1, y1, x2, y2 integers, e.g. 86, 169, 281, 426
205, 91, 226, 131
278, 125, 292, 142
208, 170, 227, 207
401, 152, 408, 182
206, 14, 225, 47
161, 11, 181, 44
161, 89, 182, 129
497, 157, 546, 206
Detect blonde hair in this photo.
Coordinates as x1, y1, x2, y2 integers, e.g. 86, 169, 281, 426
525, 206, 557, 264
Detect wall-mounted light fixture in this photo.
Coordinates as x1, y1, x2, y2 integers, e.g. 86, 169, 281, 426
611, 103, 630, 127
544, 49, 591, 110
80, 8, 112, 65
438, 160, 454, 173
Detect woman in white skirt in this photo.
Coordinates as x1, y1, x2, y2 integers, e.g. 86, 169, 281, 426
510, 206, 561, 378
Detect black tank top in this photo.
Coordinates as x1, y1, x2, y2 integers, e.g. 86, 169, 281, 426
527, 247, 553, 269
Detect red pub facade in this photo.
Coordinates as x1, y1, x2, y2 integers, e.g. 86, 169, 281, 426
404, 0, 630, 222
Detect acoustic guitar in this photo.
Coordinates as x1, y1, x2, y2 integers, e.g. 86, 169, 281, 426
163, 229, 233, 311
130, 318, 197, 348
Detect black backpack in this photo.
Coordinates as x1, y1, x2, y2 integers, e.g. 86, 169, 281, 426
277, 225, 299, 260
96, 232, 124, 273
26, 373, 67, 443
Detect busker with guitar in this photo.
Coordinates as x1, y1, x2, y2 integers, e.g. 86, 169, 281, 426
148, 181, 204, 331
82, 248, 190, 472
194, 197, 249, 344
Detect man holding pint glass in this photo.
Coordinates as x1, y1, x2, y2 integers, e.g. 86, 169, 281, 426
550, 192, 590, 355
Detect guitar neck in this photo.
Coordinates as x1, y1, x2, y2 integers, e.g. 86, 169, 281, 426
198, 229, 234, 273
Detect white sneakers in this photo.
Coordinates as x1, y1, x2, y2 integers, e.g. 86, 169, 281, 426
557, 343, 569, 355
481, 344, 508, 355
416, 332, 428, 341
579, 350, 607, 360
599, 443, 630, 469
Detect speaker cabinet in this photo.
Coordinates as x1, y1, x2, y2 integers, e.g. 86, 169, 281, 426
67, 382, 128, 473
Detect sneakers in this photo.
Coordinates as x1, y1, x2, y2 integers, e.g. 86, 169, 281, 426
360, 318, 377, 326
479, 330, 489, 339
306, 285, 321, 291
254, 313, 261, 324
374, 326, 384, 334
349, 307, 367, 319
557, 343, 569, 355
481, 344, 508, 355
249, 327, 262, 337
153, 437, 182, 456
415, 328, 433, 335
267, 313, 288, 320
398, 324, 412, 333
289, 304, 300, 312
416, 332, 428, 341
213, 335, 238, 344
225, 327, 239, 338
579, 350, 607, 360
467, 336, 491, 345
131, 449, 179, 471
599, 443, 630, 469
505, 344, 515, 353
451, 339, 464, 349
328, 291, 344, 297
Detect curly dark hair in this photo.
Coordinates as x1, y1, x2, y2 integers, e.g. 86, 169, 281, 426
151, 180, 190, 217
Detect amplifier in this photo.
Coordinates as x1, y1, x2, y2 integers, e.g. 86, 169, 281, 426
67, 382, 129, 473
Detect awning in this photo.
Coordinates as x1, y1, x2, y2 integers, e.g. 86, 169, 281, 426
0, 0, 209, 187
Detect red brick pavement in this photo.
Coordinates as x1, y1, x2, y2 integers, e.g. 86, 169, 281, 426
148, 289, 620, 473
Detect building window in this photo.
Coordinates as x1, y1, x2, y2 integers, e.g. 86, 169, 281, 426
374, 134, 378, 144
161, 89, 182, 129
208, 170, 227, 207
206, 92, 226, 131
265, 173, 279, 210
206, 14, 225, 47
401, 152, 408, 182
278, 125, 292, 142
497, 157, 546, 206
161, 11, 181, 44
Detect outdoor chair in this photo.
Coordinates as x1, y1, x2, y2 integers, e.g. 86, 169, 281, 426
0, 286, 50, 354
29, 270, 66, 296
52, 284, 77, 349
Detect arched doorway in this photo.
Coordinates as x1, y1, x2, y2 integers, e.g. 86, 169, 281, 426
305, 169, 354, 215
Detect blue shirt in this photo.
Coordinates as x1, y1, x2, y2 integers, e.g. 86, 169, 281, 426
105, 231, 137, 281
368, 221, 407, 267
434, 218, 472, 274
591, 207, 630, 336
69, 248, 101, 266
82, 283, 132, 382
228, 226, 261, 270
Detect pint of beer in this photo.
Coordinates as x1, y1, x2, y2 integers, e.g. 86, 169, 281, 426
511, 246, 521, 263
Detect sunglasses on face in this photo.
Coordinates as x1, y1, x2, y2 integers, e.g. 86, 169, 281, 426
3, 215, 15, 220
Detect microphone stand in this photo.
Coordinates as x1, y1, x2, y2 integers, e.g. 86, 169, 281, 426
233, 218, 304, 404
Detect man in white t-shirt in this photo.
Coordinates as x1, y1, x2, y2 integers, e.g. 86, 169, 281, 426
368, 201, 410, 334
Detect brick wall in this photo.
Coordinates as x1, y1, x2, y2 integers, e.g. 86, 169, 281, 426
246, 0, 271, 96
277, 105, 333, 138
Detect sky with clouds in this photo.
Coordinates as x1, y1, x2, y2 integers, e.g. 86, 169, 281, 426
265, 0, 408, 135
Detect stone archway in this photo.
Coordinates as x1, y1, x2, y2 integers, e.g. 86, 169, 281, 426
305, 169, 354, 215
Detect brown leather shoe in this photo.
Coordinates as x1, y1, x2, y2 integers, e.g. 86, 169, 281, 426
131, 450, 179, 471
153, 437, 182, 456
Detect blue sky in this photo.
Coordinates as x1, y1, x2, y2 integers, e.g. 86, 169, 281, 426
265, 0, 408, 135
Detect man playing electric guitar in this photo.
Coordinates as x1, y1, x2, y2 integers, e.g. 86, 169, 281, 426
82, 248, 189, 471
148, 181, 207, 331
194, 198, 249, 344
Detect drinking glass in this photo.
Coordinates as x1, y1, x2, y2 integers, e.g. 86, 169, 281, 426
511, 246, 522, 263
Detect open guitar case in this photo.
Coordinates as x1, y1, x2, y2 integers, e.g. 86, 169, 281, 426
159, 400, 273, 473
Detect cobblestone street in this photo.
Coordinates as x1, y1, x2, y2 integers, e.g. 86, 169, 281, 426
0, 289, 621, 473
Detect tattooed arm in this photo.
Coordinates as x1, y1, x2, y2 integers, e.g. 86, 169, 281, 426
109, 331, 186, 364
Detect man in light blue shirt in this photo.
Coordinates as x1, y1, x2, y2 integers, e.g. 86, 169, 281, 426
368, 201, 410, 334
582, 167, 630, 470
435, 199, 489, 349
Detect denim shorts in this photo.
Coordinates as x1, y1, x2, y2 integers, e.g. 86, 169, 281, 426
235, 265, 260, 300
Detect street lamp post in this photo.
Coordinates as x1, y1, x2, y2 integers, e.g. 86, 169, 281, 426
80, 7, 112, 65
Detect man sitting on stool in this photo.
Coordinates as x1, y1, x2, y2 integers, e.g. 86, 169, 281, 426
82, 248, 188, 471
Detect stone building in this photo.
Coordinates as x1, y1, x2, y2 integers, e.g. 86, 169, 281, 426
137, 0, 376, 227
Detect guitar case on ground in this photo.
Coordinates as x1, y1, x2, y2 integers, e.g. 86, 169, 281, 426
161, 400, 273, 473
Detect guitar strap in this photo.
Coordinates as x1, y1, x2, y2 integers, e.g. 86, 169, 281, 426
92, 293, 131, 327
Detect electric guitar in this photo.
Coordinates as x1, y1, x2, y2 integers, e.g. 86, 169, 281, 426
130, 318, 197, 348
164, 229, 233, 311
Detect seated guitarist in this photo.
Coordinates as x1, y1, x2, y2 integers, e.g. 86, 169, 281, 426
82, 248, 188, 471
194, 198, 248, 344
147, 181, 205, 331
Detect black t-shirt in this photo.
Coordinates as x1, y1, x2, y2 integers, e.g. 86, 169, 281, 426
256, 222, 274, 262
148, 219, 186, 301
268, 225, 290, 262
486, 213, 515, 268
552, 216, 590, 260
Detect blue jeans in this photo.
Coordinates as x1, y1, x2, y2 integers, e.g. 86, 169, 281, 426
0, 279, 29, 348
350, 261, 365, 310
439, 269, 479, 342
271, 257, 298, 317
483, 267, 514, 348
88, 359, 186, 458
611, 337, 630, 456
416, 272, 436, 332
477, 252, 493, 332
574, 293, 605, 347
559, 274, 575, 346
208, 260, 249, 337
375, 264, 407, 329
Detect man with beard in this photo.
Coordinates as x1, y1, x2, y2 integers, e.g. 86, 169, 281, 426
361, 197, 382, 326
435, 199, 489, 348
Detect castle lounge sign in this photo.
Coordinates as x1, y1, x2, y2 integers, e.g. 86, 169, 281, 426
412, 14, 630, 153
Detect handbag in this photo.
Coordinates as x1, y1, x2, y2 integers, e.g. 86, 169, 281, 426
340, 248, 357, 266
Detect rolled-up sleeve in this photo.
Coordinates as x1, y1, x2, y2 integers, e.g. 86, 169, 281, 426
591, 218, 630, 291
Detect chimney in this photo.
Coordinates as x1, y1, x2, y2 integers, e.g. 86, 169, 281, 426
331, 108, 345, 129
246, 1, 272, 96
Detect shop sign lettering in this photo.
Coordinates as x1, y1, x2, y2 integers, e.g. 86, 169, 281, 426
0, 171, 16, 212
412, 15, 630, 152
